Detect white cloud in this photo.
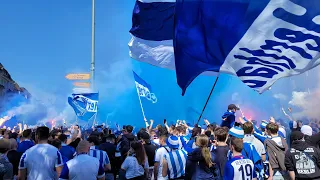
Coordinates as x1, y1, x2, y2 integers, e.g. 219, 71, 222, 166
289, 91, 308, 108
288, 91, 320, 119
273, 93, 288, 101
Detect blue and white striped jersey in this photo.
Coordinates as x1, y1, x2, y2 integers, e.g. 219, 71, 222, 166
164, 149, 187, 179
88, 146, 110, 166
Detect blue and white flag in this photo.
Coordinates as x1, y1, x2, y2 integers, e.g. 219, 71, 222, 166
129, 0, 320, 95
133, 71, 157, 103
68, 93, 99, 121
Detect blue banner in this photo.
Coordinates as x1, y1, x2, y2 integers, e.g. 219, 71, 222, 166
68, 93, 99, 121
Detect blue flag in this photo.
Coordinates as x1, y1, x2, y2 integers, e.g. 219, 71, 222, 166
133, 71, 157, 103
68, 93, 99, 121
129, 0, 320, 95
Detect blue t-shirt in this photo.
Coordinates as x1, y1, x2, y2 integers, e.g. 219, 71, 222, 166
17, 140, 34, 153
224, 155, 257, 180
221, 111, 236, 129
59, 144, 76, 161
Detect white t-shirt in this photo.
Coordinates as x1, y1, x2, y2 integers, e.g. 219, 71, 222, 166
271, 136, 283, 146
19, 144, 64, 180
121, 156, 149, 179
59, 154, 105, 180
154, 146, 170, 180
152, 139, 160, 146
243, 134, 266, 156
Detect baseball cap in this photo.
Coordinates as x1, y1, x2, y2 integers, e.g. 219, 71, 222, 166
228, 104, 240, 110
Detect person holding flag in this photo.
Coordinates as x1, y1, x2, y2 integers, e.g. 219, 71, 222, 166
221, 104, 240, 129
132, 71, 157, 126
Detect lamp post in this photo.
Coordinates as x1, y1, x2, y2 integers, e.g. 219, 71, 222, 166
90, 0, 95, 91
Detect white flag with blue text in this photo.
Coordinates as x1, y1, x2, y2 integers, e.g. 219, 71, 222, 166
68, 93, 99, 121
133, 71, 157, 103
129, 0, 320, 95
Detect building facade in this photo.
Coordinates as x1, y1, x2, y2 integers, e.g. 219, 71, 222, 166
0, 63, 31, 113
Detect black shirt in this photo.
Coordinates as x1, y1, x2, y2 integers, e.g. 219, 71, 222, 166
99, 142, 116, 172
285, 141, 320, 180
305, 133, 320, 149
212, 145, 229, 176
7, 150, 22, 176
143, 143, 158, 167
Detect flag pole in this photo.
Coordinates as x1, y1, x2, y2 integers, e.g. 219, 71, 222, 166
91, 113, 97, 128
196, 76, 220, 125
137, 93, 149, 126
90, 0, 95, 91
75, 116, 78, 125
137, 95, 146, 119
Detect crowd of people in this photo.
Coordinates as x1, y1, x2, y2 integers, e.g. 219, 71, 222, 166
0, 104, 319, 180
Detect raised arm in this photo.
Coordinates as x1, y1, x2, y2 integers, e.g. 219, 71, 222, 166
148, 119, 154, 133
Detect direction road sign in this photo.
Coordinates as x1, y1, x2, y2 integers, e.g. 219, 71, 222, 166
65, 73, 90, 80
73, 82, 90, 88
73, 88, 92, 94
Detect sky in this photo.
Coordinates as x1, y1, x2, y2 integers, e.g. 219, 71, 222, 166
0, 0, 318, 128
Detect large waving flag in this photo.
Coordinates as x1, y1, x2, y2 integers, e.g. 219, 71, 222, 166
129, 0, 320, 95
133, 71, 157, 103
129, 0, 175, 70
68, 93, 99, 121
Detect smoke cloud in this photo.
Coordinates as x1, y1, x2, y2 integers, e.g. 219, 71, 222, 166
95, 60, 136, 100
288, 90, 320, 119
1, 89, 75, 126
231, 92, 243, 104
286, 67, 320, 120
0, 59, 137, 127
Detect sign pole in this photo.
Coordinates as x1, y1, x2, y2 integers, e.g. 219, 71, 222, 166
91, 0, 95, 91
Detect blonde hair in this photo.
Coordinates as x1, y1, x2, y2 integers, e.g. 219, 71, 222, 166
196, 134, 213, 167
